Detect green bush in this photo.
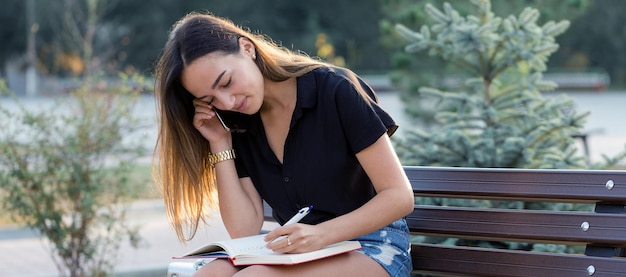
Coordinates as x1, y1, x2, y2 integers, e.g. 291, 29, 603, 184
0, 74, 149, 277
394, 0, 588, 169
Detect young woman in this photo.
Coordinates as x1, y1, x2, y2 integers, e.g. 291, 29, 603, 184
153, 12, 414, 277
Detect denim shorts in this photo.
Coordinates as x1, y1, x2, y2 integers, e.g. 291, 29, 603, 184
352, 218, 412, 277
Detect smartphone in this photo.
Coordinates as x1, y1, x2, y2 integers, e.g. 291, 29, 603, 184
214, 109, 248, 133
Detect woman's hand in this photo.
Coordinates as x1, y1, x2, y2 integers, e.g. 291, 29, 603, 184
192, 99, 230, 144
264, 223, 328, 254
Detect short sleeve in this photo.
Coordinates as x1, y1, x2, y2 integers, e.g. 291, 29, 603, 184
332, 71, 398, 154
356, 75, 398, 137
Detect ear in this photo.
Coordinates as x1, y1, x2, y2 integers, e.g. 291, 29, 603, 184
239, 37, 256, 59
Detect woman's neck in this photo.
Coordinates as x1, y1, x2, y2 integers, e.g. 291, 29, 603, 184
261, 77, 297, 112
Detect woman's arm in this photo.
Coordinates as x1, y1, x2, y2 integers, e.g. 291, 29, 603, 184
319, 133, 414, 241
266, 133, 413, 252
214, 160, 265, 238
193, 99, 265, 238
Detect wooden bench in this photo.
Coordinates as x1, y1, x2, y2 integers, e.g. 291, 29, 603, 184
407, 166, 626, 277
168, 166, 626, 277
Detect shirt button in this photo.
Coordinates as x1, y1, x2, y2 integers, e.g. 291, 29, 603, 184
283, 176, 290, 183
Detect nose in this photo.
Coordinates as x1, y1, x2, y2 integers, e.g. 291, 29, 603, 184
214, 91, 235, 111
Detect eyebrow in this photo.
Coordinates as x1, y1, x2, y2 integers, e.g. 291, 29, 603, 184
211, 70, 227, 89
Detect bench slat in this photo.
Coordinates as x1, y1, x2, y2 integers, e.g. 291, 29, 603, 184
406, 166, 626, 203
407, 206, 626, 246
168, 166, 626, 277
263, 201, 274, 221
412, 243, 626, 277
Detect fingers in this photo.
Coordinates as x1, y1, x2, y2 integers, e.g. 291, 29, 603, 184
265, 225, 314, 253
192, 98, 220, 128
191, 99, 228, 141
192, 110, 214, 131
267, 234, 297, 252
193, 99, 215, 117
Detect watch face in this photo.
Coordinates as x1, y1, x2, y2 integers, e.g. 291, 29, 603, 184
214, 109, 248, 133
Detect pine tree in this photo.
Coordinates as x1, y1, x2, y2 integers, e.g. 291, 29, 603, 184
394, 0, 589, 169
392, 0, 626, 253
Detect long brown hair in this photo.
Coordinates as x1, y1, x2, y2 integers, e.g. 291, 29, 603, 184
153, 12, 327, 242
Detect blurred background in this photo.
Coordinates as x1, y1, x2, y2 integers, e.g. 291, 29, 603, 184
1, 0, 624, 95
1, 1, 625, 276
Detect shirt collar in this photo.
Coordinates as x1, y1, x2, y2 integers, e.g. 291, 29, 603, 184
296, 68, 320, 109
246, 68, 323, 136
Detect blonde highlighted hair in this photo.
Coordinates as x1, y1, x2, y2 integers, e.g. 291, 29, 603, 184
153, 12, 328, 242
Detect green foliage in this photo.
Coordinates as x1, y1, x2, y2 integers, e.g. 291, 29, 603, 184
0, 0, 387, 76
394, 0, 590, 169
551, 0, 626, 86
0, 0, 26, 65
0, 74, 148, 276
381, 0, 591, 125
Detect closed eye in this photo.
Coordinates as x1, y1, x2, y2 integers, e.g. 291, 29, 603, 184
197, 94, 215, 105
222, 77, 232, 88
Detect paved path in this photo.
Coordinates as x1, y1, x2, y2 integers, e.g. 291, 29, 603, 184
0, 199, 279, 276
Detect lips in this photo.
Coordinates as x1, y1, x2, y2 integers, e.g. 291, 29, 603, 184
235, 97, 247, 112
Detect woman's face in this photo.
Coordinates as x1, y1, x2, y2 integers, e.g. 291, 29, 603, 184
180, 38, 264, 115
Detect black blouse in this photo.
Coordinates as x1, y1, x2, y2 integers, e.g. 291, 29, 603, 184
232, 66, 397, 225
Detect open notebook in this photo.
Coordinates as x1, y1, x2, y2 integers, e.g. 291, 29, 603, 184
174, 234, 362, 266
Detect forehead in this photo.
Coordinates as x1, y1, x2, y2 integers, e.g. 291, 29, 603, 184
180, 52, 233, 96
184, 52, 232, 77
